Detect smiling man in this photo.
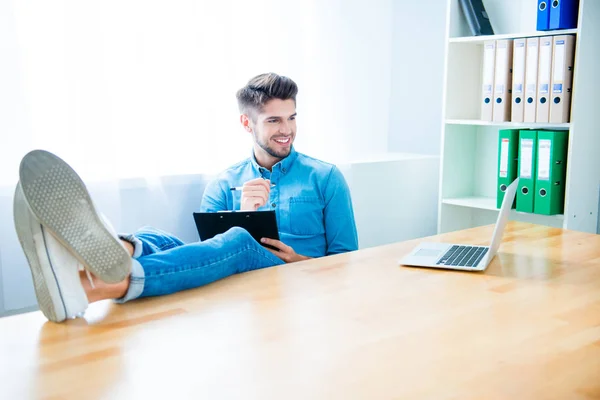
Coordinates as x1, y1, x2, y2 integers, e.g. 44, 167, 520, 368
13, 72, 358, 324
201, 72, 359, 262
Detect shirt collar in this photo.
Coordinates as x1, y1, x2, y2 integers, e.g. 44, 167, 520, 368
250, 146, 298, 175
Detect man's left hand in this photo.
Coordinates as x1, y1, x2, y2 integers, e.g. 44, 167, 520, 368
260, 238, 311, 263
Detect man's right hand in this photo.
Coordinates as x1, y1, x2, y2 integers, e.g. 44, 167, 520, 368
240, 178, 271, 211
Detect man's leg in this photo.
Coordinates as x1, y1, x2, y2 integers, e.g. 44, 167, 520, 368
83, 226, 283, 303
14, 149, 284, 321
118, 226, 186, 259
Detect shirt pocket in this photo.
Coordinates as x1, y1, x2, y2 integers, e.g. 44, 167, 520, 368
289, 196, 325, 236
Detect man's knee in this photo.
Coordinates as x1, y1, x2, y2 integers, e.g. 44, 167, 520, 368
223, 226, 254, 243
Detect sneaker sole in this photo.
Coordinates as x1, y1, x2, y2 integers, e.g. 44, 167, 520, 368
14, 201, 60, 321
19, 150, 131, 283
13, 183, 85, 322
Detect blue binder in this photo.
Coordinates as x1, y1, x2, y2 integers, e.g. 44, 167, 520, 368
536, 0, 550, 31
549, 0, 580, 30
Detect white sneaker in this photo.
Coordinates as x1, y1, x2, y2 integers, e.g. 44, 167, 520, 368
13, 182, 89, 323
18, 149, 131, 283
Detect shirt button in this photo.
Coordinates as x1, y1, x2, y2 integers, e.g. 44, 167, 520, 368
271, 202, 276, 207
282, 168, 286, 173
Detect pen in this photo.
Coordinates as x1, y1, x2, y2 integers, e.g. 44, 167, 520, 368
230, 183, 276, 191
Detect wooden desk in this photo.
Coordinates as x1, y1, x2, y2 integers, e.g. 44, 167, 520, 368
1, 222, 599, 399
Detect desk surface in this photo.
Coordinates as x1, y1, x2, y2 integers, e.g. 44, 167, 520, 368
1, 221, 599, 399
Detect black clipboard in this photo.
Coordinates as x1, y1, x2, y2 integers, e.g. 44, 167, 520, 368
193, 210, 280, 250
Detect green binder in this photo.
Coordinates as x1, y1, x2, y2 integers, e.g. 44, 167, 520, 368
534, 130, 569, 215
496, 129, 519, 209
516, 130, 537, 213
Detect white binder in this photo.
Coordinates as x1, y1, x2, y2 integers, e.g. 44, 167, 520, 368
511, 38, 527, 122
524, 37, 539, 123
536, 36, 553, 123
492, 39, 513, 122
480, 40, 496, 121
549, 35, 576, 123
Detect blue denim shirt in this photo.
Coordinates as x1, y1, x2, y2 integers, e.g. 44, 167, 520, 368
200, 148, 359, 258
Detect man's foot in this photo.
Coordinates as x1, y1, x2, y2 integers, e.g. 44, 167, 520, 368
18, 150, 131, 283
80, 270, 130, 303
13, 182, 89, 322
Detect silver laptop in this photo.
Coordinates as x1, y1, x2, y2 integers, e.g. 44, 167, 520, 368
399, 177, 518, 272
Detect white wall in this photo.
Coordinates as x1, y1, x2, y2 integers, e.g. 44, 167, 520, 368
388, 0, 447, 156
342, 155, 440, 249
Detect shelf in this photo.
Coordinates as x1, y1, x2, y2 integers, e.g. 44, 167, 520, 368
445, 119, 571, 130
442, 196, 498, 210
442, 196, 564, 219
449, 28, 578, 44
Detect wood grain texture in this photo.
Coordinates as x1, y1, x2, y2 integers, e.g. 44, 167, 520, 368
1, 222, 599, 399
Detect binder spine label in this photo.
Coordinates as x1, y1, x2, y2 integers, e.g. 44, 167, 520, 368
553, 42, 566, 86
525, 41, 538, 93
483, 44, 495, 95
495, 45, 508, 94
500, 139, 509, 177
513, 42, 526, 95
538, 139, 552, 180
539, 43, 552, 86
520, 139, 534, 178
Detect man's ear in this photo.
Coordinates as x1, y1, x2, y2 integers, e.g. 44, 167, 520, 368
240, 114, 253, 133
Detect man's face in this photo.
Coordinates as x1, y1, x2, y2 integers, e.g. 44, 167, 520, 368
249, 99, 296, 160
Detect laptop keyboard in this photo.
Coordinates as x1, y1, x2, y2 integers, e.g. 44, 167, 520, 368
436, 245, 489, 267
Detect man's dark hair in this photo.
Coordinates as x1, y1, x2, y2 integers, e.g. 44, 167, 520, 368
236, 72, 298, 120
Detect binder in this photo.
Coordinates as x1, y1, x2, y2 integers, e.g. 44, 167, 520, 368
537, 0, 550, 31
549, 35, 576, 123
524, 38, 539, 123
511, 39, 526, 122
534, 130, 569, 215
549, 0, 580, 30
497, 129, 519, 209
459, 0, 494, 36
492, 39, 513, 122
480, 40, 496, 121
516, 130, 537, 213
535, 36, 553, 123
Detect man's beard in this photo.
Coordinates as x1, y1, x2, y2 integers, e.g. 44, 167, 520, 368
254, 132, 293, 160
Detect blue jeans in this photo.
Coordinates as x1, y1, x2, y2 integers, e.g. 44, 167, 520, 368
116, 226, 284, 303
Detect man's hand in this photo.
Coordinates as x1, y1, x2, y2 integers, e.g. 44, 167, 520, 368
240, 178, 271, 211
261, 238, 311, 263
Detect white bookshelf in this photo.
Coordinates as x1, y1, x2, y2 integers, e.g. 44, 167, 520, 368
438, 0, 600, 234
